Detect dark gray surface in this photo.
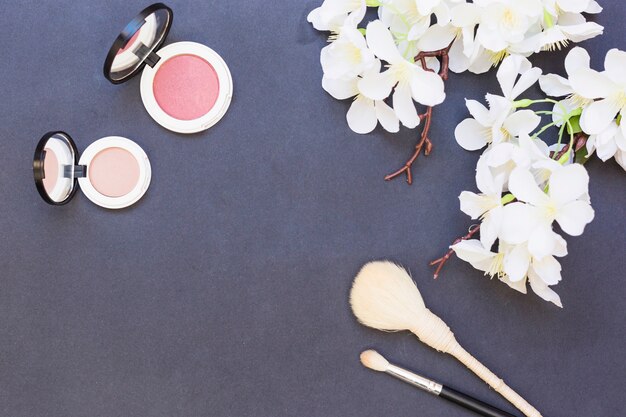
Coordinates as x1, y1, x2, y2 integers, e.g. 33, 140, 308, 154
0, 1, 624, 416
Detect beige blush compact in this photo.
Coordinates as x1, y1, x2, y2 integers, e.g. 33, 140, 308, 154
33, 132, 151, 209
103, 3, 233, 134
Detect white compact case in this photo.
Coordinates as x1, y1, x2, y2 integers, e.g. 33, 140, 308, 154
103, 3, 233, 134
33, 132, 151, 209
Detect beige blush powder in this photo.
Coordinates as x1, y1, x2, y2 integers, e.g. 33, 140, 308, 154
43, 148, 59, 194
88, 147, 140, 197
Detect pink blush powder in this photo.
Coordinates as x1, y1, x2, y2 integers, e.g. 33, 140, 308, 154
43, 148, 59, 194
88, 147, 140, 198
152, 54, 220, 121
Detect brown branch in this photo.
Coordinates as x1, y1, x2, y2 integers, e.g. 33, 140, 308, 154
384, 43, 453, 184
429, 224, 481, 279
550, 132, 588, 161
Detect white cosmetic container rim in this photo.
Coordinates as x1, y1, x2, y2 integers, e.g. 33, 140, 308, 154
139, 41, 233, 135
78, 137, 152, 209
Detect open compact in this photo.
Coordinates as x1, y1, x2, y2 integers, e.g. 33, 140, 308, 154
104, 3, 233, 134
33, 132, 151, 209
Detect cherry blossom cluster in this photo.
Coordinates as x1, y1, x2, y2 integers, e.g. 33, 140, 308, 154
449, 48, 625, 307
308, 0, 604, 134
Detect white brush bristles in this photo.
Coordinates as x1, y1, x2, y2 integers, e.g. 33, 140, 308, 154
350, 261, 426, 331
349, 261, 544, 417
360, 350, 389, 372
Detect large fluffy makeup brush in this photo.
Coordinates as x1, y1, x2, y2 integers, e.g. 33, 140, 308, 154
350, 261, 543, 417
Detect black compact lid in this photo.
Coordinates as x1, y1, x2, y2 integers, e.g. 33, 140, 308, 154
33, 132, 80, 205
103, 3, 173, 84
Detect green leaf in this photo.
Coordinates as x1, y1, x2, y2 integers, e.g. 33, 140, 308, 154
567, 115, 582, 135
366, 0, 381, 6
358, 28, 367, 36
574, 146, 591, 165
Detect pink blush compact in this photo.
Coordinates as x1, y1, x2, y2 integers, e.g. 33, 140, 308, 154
104, 4, 233, 134
34, 133, 151, 210
152, 54, 220, 121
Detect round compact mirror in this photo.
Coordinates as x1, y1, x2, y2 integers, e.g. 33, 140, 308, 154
104, 3, 173, 84
33, 132, 79, 205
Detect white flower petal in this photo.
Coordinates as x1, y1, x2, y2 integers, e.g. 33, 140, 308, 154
496, 55, 519, 98
448, 36, 470, 73
455, 118, 488, 151
451, 3, 479, 27
452, 239, 494, 262
503, 110, 541, 136
500, 202, 539, 244
346, 96, 378, 134
561, 21, 604, 43
459, 191, 493, 219
549, 164, 589, 205
555, 200, 595, 236
480, 206, 503, 249
500, 275, 528, 293
465, 99, 491, 126
393, 84, 420, 129
503, 244, 531, 282
510, 68, 542, 100
557, 0, 592, 13
508, 168, 549, 206
564, 47, 591, 75
552, 232, 568, 257
569, 68, 615, 99
358, 71, 395, 100
528, 269, 563, 307
604, 48, 626, 85
532, 255, 562, 285
410, 69, 446, 106
528, 225, 556, 260
375, 100, 400, 133
585, 0, 602, 13
366, 20, 403, 64
538, 74, 572, 97
580, 98, 622, 135
416, 24, 458, 51
322, 75, 358, 100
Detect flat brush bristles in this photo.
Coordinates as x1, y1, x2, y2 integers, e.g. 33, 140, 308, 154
350, 261, 426, 331
360, 350, 389, 372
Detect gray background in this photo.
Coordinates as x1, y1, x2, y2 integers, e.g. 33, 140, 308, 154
0, 1, 624, 416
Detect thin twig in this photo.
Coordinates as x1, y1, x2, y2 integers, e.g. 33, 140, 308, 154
429, 224, 481, 279
385, 42, 454, 184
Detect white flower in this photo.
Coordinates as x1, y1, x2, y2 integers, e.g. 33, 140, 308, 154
473, 0, 544, 56
455, 55, 541, 150
539, 12, 603, 51
543, 0, 601, 15
451, 239, 564, 307
359, 20, 445, 128
307, 0, 366, 32
502, 165, 594, 248
458, 171, 505, 249
539, 47, 591, 97
323, 61, 400, 134
570, 49, 626, 136
455, 100, 540, 150
586, 121, 626, 170
320, 24, 375, 80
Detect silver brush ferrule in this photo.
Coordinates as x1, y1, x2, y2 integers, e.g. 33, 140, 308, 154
385, 364, 443, 395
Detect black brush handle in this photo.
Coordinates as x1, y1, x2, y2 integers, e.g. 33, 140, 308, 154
439, 386, 519, 417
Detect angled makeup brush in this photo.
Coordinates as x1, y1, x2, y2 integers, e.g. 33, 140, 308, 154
350, 261, 543, 417
360, 350, 519, 417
